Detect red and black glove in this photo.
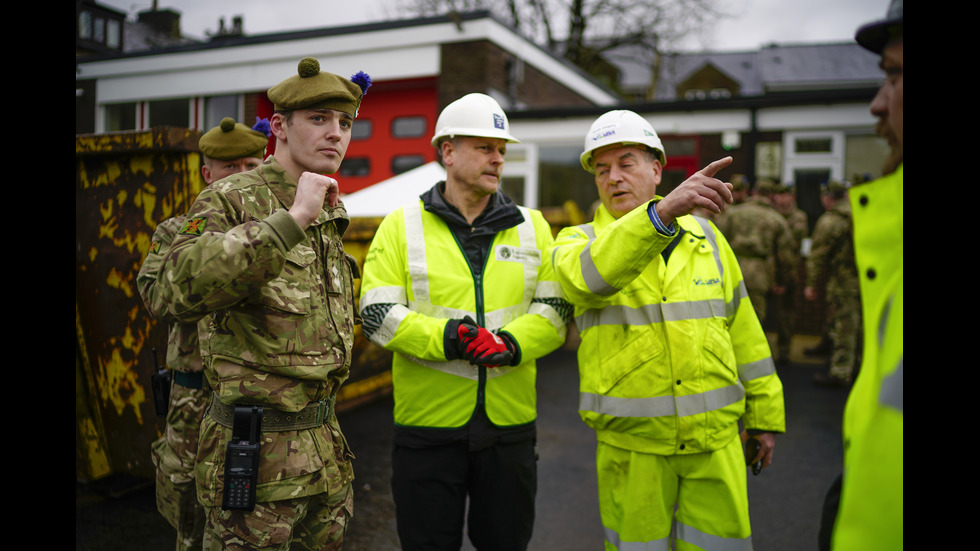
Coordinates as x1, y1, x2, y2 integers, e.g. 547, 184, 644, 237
453, 316, 515, 367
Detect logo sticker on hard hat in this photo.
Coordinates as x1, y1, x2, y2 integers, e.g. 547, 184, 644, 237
493, 113, 505, 130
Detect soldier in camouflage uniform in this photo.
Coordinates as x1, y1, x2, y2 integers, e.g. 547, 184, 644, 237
715, 179, 798, 345
138, 118, 269, 551
805, 181, 861, 386
159, 57, 371, 551
774, 184, 809, 251
772, 183, 809, 362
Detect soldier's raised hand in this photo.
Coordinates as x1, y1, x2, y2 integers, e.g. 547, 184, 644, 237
289, 172, 340, 229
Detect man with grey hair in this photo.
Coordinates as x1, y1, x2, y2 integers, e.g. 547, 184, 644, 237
551, 109, 785, 550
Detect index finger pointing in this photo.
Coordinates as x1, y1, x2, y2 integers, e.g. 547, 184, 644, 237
697, 156, 733, 178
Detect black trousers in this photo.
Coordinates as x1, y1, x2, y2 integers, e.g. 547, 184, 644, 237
391, 439, 537, 551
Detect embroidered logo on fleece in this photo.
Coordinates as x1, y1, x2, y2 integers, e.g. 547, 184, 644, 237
178, 216, 208, 236
149, 240, 162, 254
495, 245, 541, 266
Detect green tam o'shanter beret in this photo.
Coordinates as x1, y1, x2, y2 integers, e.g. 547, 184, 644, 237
730, 174, 748, 191
822, 180, 849, 199
267, 57, 372, 117
755, 179, 778, 196
199, 118, 268, 160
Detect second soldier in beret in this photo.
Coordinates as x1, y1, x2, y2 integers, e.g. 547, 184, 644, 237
198, 117, 269, 184
138, 117, 270, 551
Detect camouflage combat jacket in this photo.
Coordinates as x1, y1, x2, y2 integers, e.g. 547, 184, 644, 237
715, 198, 797, 294
779, 208, 809, 255
160, 156, 357, 506
806, 199, 858, 296
137, 215, 204, 374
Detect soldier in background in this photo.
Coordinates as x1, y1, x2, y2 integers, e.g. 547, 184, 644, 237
715, 178, 798, 362
773, 183, 809, 252
805, 180, 861, 387
772, 183, 808, 362
138, 118, 269, 551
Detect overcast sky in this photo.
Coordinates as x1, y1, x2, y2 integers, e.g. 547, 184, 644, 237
99, 0, 887, 52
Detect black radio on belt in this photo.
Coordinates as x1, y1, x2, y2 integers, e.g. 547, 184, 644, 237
150, 347, 171, 416
222, 405, 263, 511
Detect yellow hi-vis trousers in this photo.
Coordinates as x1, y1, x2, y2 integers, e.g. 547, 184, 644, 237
598, 435, 752, 551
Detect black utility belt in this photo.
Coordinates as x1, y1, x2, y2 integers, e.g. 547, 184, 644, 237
207, 394, 336, 431
174, 370, 204, 389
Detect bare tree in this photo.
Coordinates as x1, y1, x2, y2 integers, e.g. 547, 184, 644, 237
394, 0, 725, 79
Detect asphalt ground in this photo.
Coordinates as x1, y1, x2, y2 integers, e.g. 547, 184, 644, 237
77, 336, 848, 550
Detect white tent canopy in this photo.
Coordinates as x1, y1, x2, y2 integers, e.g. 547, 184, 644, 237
341, 161, 446, 218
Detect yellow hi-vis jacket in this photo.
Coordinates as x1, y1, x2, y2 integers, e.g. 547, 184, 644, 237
359, 199, 568, 429
833, 165, 903, 550
551, 202, 785, 455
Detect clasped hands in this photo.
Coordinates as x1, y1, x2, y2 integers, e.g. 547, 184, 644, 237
448, 316, 516, 367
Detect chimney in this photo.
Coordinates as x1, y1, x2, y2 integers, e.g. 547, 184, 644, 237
137, 8, 182, 39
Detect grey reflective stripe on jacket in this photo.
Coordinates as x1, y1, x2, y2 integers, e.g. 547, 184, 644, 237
877, 294, 903, 413
880, 357, 903, 413
581, 382, 746, 419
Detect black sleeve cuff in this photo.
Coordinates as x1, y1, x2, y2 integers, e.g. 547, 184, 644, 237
496, 330, 522, 366
444, 319, 463, 361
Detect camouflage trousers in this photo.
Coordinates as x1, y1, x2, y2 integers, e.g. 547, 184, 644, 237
827, 289, 861, 381
201, 484, 353, 551
771, 288, 795, 360
151, 380, 210, 551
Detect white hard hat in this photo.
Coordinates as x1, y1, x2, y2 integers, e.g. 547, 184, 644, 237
579, 110, 666, 173
431, 93, 520, 147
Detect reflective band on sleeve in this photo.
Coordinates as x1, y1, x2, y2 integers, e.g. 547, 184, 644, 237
485, 304, 528, 330
374, 303, 412, 346
604, 526, 670, 551
676, 521, 752, 551
528, 301, 567, 336
530, 280, 572, 330
675, 383, 745, 418
738, 357, 775, 382
578, 223, 597, 240
729, 280, 748, 319
360, 286, 407, 309
581, 241, 620, 296
879, 357, 903, 413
